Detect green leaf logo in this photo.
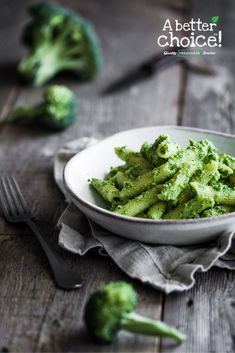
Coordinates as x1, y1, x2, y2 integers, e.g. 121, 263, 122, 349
211, 16, 220, 23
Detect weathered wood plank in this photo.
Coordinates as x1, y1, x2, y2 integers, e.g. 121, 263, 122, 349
181, 56, 235, 133
162, 270, 235, 353
162, 0, 235, 352
0, 0, 183, 352
0, 0, 40, 124
180, 1, 235, 133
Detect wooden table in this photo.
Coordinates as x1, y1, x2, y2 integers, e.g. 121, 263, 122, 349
0, 0, 235, 352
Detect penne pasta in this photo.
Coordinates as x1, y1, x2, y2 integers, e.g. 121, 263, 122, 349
89, 134, 235, 220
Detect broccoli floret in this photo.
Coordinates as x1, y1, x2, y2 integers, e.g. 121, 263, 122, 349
18, 2, 102, 86
9, 85, 78, 130
84, 281, 186, 344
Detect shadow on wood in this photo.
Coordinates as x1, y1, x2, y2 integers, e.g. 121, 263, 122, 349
0, 61, 20, 87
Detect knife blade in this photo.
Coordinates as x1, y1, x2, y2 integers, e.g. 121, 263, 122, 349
102, 47, 215, 95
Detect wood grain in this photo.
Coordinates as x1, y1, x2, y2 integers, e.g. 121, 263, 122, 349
180, 0, 235, 133
1, 0, 234, 352
162, 270, 235, 353
161, 1, 235, 352
0, 0, 39, 124
0, 0, 183, 352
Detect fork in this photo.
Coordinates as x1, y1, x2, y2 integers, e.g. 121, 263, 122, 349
0, 176, 82, 290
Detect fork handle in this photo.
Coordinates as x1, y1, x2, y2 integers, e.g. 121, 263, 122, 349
26, 219, 82, 290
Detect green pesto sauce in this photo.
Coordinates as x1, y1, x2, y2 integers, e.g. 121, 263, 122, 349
90, 135, 235, 219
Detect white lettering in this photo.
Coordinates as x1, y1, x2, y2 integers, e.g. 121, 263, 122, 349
157, 35, 169, 47
163, 19, 172, 31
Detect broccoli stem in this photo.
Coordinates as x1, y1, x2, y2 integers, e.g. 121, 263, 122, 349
19, 44, 62, 86
120, 312, 186, 343
9, 105, 39, 123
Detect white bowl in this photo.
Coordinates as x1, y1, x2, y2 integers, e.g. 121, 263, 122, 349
63, 126, 235, 245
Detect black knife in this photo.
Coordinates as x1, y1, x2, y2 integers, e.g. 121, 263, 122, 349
102, 47, 215, 95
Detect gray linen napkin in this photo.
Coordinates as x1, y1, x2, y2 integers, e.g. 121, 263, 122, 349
54, 138, 235, 294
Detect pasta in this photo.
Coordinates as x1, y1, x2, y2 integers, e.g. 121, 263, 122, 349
90, 134, 235, 219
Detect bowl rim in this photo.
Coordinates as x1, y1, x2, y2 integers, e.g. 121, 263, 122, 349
63, 125, 235, 225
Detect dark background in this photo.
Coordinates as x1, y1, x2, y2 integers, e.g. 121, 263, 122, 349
0, 0, 235, 352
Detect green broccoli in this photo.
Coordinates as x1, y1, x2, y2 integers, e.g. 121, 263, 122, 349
84, 281, 186, 344
9, 85, 78, 130
18, 2, 102, 86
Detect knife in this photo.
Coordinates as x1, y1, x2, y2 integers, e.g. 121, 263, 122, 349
102, 47, 215, 95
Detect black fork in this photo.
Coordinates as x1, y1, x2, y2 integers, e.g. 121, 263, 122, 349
0, 176, 82, 290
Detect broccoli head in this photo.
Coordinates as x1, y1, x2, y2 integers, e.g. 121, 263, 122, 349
9, 85, 78, 130
84, 281, 186, 344
18, 2, 102, 86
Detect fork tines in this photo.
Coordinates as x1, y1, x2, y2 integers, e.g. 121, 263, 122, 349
0, 176, 31, 221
